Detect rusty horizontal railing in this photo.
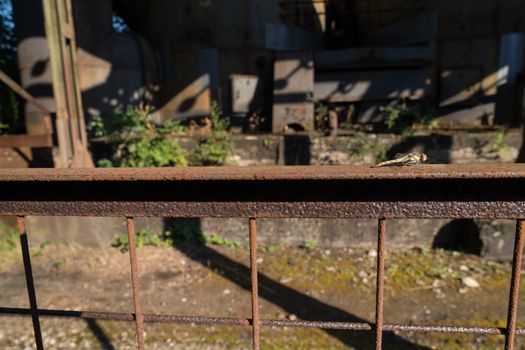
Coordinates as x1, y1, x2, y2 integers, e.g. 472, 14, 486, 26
1, 164, 525, 350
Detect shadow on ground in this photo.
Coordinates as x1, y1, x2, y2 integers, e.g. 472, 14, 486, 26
86, 319, 115, 350
166, 218, 431, 350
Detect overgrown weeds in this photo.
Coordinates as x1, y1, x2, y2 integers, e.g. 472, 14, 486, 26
111, 225, 242, 252
0, 219, 18, 254
88, 104, 187, 167
88, 101, 232, 167
188, 101, 233, 166
380, 102, 438, 134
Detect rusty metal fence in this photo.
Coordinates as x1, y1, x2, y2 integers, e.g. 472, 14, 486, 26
1, 164, 525, 349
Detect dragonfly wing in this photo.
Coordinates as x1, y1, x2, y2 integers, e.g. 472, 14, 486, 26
394, 153, 406, 159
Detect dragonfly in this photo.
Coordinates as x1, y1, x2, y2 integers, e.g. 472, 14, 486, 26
371, 152, 428, 168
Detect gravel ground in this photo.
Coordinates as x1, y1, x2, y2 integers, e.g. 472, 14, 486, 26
1, 242, 524, 349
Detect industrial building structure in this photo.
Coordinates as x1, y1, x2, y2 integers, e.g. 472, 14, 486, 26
2, 0, 525, 167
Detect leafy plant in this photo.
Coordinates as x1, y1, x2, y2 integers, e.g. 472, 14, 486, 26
121, 136, 187, 167
88, 104, 188, 167
201, 233, 241, 249
301, 240, 317, 250
96, 158, 114, 168
189, 101, 233, 166
30, 239, 53, 257
382, 105, 403, 130
421, 113, 439, 131
90, 101, 232, 167
307, 94, 330, 132
0, 121, 8, 134
87, 115, 106, 137
0, 219, 18, 253
111, 224, 242, 252
488, 129, 507, 153
314, 102, 329, 130
111, 227, 173, 253
380, 103, 438, 134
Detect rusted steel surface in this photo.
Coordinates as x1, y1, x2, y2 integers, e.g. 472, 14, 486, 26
375, 219, 386, 350
2, 164, 525, 181
2, 166, 525, 348
505, 219, 525, 350
3, 306, 525, 335
16, 216, 44, 350
126, 217, 145, 350
2, 201, 524, 219
0, 134, 53, 149
1, 166, 525, 218
249, 218, 260, 350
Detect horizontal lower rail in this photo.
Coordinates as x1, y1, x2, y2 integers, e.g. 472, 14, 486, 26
1, 307, 523, 335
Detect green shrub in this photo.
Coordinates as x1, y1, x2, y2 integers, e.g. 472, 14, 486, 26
120, 136, 187, 167
89, 101, 232, 167
380, 103, 438, 134
189, 101, 232, 166
88, 104, 187, 167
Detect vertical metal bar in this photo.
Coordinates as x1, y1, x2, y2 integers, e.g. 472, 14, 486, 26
375, 218, 386, 350
17, 216, 44, 350
505, 219, 525, 350
249, 218, 260, 350
127, 217, 145, 350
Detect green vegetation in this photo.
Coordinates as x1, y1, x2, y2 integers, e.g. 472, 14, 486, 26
488, 128, 507, 152
188, 101, 233, 166
385, 247, 508, 292
380, 103, 438, 134
111, 227, 175, 252
0, 121, 8, 134
201, 233, 241, 249
111, 225, 242, 252
259, 243, 281, 254
307, 94, 330, 132
0, 219, 18, 253
88, 104, 187, 167
89, 101, 232, 167
30, 239, 53, 257
301, 240, 317, 250
0, 219, 53, 267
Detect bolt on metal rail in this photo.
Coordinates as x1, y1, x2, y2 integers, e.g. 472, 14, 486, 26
1, 164, 525, 349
